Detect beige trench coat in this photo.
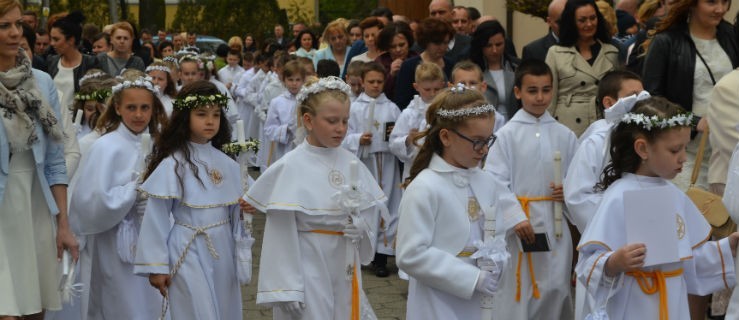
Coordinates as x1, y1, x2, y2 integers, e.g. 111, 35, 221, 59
545, 42, 619, 136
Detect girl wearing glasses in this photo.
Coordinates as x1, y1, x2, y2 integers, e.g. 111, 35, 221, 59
396, 87, 519, 320
484, 59, 578, 319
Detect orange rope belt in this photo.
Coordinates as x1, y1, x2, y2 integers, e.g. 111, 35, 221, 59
514, 196, 554, 302
625, 268, 683, 320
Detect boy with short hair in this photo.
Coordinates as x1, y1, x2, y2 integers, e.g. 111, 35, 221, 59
389, 62, 446, 182
345, 60, 365, 102
485, 59, 578, 320
450, 61, 506, 132
343, 61, 402, 277
218, 50, 246, 90
263, 60, 307, 168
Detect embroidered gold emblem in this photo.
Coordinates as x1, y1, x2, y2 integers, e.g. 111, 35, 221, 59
676, 214, 686, 240
209, 169, 223, 185
373, 120, 380, 130
468, 197, 480, 221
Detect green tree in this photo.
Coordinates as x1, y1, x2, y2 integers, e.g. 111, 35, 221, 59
507, 0, 549, 20
319, 0, 378, 25
139, 0, 166, 32
172, 0, 286, 44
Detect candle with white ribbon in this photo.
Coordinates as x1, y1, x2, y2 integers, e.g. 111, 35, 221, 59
73, 110, 83, 127
236, 120, 246, 144
553, 151, 563, 239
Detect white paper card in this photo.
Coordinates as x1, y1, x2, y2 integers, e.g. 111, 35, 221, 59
624, 186, 680, 267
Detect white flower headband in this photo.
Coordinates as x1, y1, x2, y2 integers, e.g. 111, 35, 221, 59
78, 72, 108, 86
436, 104, 497, 119
620, 112, 695, 130
179, 55, 204, 69
296, 76, 352, 105
145, 65, 172, 74
111, 76, 157, 95
604, 90, 650, 124
450, 82, 475, 93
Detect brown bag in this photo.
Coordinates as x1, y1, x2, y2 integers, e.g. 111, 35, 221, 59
686, 128, 736, 238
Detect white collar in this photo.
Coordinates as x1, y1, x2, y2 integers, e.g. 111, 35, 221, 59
510, 108, 556, 124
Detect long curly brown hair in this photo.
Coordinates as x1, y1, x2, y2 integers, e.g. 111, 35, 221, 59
143, 80, 232, 190
596, 96, 690, 191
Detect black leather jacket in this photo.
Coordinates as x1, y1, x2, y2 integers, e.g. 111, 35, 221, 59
642, 21, 739, 111
46, 54, 100, 92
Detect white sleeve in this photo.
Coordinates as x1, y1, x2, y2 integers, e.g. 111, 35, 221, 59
683, 238, 736, 295
564, 136, 603, 232
263, 99, 289, 144
388, 110, 416, 162
133, 196, 173, 275
723, 143, 739, 222
255, 211, 305, 305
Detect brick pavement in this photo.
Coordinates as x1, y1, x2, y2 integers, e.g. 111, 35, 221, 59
241, 211, 408, 320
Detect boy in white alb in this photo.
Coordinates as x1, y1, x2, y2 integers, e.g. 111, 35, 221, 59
218, 50, 245, 92
485, 60, 578, 320
343, 61, 402, 277
389, 62, 446, 182
262, 60, 306, 168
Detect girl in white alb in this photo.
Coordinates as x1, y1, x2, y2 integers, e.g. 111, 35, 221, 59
69, 76, 169, 320
134, 80, 247, 319
396, 86, 515, 320
578, 97, 739, 320
244, 76, 387, 319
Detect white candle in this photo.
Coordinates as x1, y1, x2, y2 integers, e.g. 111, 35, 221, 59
365, 99, 376, 133
141, 133, 151, 156
349, 160, 359, 187
236, 120, 245, 144
73, 110, 83, 126
553, 151, 563, 239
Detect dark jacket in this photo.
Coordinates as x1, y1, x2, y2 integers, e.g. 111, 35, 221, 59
96, 52, 146, 77
642, 21, 739, 111
522, 31, 558, 62
46, 54, 100, 92
376, 51, 419, 102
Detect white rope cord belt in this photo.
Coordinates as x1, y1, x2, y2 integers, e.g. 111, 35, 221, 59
159, 219, 230, 319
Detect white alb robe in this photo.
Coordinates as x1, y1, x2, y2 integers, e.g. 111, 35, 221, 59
564, 118, 611, 233
134, 141, 243, 319
217, 64, 245, 90
484, 109, 578, 320
577, 173, 735, 320
69, 125, 160, 320
343, 92, 402, 255
389, 95, 428, 182
260, 90, 293, 170
244, 141, 387, 320
234, 67, 260, 141
397, 154, 522, 320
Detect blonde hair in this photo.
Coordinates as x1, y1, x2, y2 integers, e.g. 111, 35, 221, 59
228, 36, 243, 51
0, 0, 21, 15
322, 19, 351, 47
296, 76, 350, 131
415, 62, 445, 83
596, 0, 618, 36
403, 88, 492, 188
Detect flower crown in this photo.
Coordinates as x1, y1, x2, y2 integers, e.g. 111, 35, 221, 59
74, 89, 112, 102
78, 72, 108, 86
145, 65, 172, 74
450, 82, 472, 93
179, 55, 204, 69
436, 104, 497, 119
620, 112, 695, 130
111, 76, 157, 95
173, 94, 229, 111
222, 138, 260, 156
296, 76, 352, 105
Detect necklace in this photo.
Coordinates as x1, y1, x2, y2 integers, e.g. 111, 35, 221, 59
307, 145, 345, 189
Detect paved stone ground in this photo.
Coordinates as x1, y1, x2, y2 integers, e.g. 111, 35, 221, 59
241, 211, 409, 320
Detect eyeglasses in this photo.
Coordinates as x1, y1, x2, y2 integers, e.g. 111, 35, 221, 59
450, 129, 496, 151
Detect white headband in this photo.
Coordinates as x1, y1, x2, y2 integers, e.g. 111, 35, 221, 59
111, 76, 157, 95
145, 65, 172, 74
78, 72, 107, 86
604, 90, 651, 124
436, 104, 497, 119
296, 76, 352, 105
